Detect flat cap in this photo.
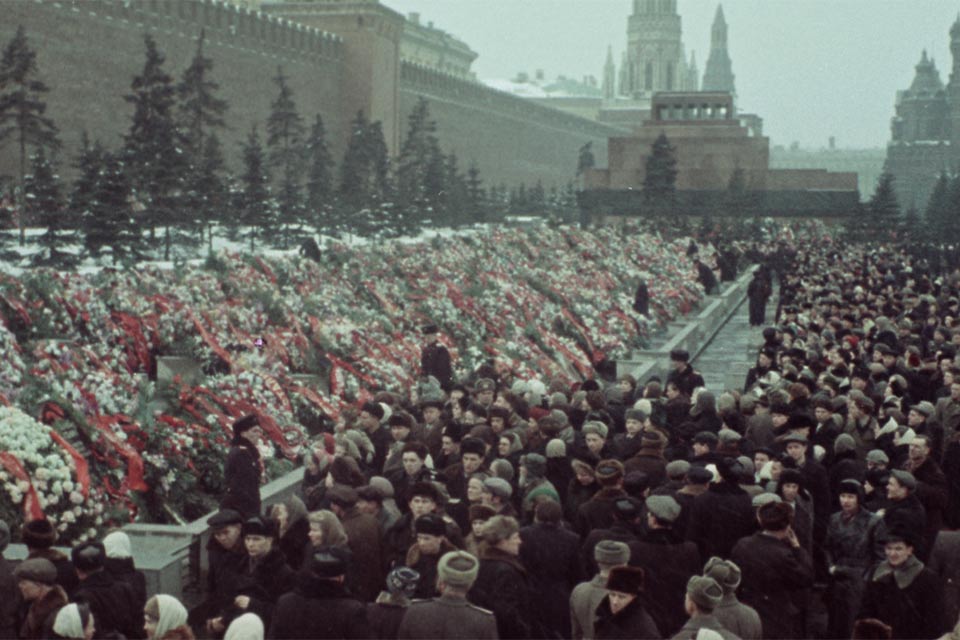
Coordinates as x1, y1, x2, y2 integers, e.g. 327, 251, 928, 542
866, 449, 889, 464
645, 495, 681, 523
482, 477, 513, 499
890, 469, 917, 490
13, 558, 57, 585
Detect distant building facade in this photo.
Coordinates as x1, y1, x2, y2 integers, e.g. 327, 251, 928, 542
884, 16, 960, 210
771, 146, 885, 200
401, 12, 477, 80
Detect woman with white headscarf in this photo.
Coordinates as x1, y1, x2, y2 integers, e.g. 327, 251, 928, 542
224, 613, 264, 640
51, 603, 94, 640
144, 594, 193, 640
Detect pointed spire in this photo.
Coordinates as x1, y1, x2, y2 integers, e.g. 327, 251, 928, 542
951, 12, 960, 38
921, 49, 929, 64
714, 4, 726, 25
605, 45, 614, 67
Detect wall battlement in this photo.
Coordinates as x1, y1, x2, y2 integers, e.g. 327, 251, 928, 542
49, 0, 344, 63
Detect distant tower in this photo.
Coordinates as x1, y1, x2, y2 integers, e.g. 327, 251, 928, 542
701, 4, 736, 96
687, 50, 699, 91
621, 0, 687, 98
603, 46, 616, 100
948, 14, 960, 148
894, 50, 946, 142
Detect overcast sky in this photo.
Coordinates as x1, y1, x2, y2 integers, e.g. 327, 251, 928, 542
384, 0, 958, 150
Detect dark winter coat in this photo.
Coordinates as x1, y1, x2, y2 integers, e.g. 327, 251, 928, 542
0, 556, 18, 639
228, 548, 297, 630
685, 481, 756, 560
340, 505, 385, 602
104, 556, 147, 613
366, 598, 409, 640
520, 521, 582, 639
908, 456, 949, 560
880, 493, 927, 556
277, 516, 311, 571
566, 478, 600, 525
623, 447, 667, 488
730, 533, 814, 640
221, 441, 262, 518
577, 487, 628, 536
471, 547, 540, 639
629, 528, 701, 637
398, 594, 498, 639
18, 584, 68, 639
857, 560, 946, 640
593, 595, 660, 640
267, 574, 369, 639
405, 539, 458, 600
421, 342, 453, 391
928, 530, 960, 636
826, 508, 880, 572
27, 548, 78, 595
713, 594, 762, 640
827, 451, 864, 510
667, 366, 706, 399
73, 569, 145, 639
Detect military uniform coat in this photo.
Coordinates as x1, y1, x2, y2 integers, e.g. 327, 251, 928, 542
570, 575, 608, 640
714, 594, 762, 640
397, 594, 498, 640
267, 575, 369, 639
669, 614, 742, 640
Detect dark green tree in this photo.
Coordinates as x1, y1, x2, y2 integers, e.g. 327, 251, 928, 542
69, 132, 104, 227
23, 146, 69, 264
900, 206, 921, 241
305, 113, 335, 231
442, 152, 469, 228
866, 171, 900, 242
238, 126, 272, 252
724, 166, 752, 216
0, 26, 59, 245
124, 34, 187, 258
925, 172, 951, 243
84, 151, 144, 264
465, 162, 486, 223
643, 133, 678, 210
177, 30, 227, 160
396, 97, 440, 226
182, 133, 227, 252
266, 67, 306, 244
339, 110, 371, 215
529, 180, 546, 214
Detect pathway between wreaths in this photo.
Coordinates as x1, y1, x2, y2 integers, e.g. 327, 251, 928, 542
692, 284, 774, 395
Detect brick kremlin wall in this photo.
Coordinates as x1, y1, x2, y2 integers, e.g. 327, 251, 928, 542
0, 0, 345, 180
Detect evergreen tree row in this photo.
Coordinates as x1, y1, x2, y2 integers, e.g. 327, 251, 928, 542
0, 27, 574, 266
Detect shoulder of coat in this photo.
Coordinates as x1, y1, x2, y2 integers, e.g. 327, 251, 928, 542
466, 603, 494, 616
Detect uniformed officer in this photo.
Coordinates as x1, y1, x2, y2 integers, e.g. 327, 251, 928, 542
397, 551, 498, 639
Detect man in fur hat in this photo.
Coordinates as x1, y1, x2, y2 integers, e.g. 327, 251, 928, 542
593, 565, 660, 638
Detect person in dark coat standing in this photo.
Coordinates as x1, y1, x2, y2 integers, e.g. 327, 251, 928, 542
571, 541, 631, 640
221, 414, 264, 519
629, 495, 701, 637
71, 541, 145, 639
519, 500, 582, 639
0, 520, 19, 639
329, 484, 385, 603
212, 516, 296, 634
878, 470, 928, 558
267, 546, 369, 640
581, 497, 642, 578
633, 278, 650, 317
927, 529, 960, 635
102, 531, 147, 615
666, 350, 706, 398
12, 558, 69, 640
420, 324, 453, 392
398, 551, 497, 640
730, 502, 814, 640
593, 566, 660, 639
21, 518, 78, 595
686, 458, 756, 560
193, 509, 247, 632
746, 269, 771, 327
825, 480, 880, 640
470, 515, 541, 639
904, 434, 948, 561
367, 567, 420, 640
577, 459, 628, 535
856, 527, 946, 640
670, 575, 741, 640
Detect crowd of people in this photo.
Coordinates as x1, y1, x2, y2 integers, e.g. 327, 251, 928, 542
3, 236, 960, 640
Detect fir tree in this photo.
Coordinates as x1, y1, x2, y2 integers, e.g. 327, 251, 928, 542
643, 133, 678, 209
177, 30, 227, 160
530, 180, 546, 214
725, 166, 751, 216
396, 97, 440, 226
69, 132, 103, 226
339, 110, 371, 216
124, 34, 187, 258
901, 206, 921, 242
182, 133, 227, 252
23, 146, 68, 264
305, 113, 335, 231
0, 26, 60, 245
266, 67, 306, 244
443, 152, 469, 228
925, 172, 951, 243
366, 121, 393, 205
867, 172, 900, 242
84, 151, 144, 264
465, 163, 486, 224
238, 126, 272, 252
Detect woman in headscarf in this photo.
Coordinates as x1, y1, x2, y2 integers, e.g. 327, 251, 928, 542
51, 603, 95, 640
144, 595, 193, 640
223, 613, 264, 640
268, 496, 311, 570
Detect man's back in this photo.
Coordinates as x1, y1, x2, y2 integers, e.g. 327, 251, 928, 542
398, 595, 498, 639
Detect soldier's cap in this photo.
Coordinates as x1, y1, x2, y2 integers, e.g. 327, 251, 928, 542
474, 378, 496, 393
703, 556, 742, 593
594, 540, 630, 565
686, 575, 724, 610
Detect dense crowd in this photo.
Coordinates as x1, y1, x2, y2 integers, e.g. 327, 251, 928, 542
3, 234, 960, 640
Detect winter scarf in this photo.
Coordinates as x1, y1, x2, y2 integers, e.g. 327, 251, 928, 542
871, 554, 925, 589
53, 604, 84, 639
146, 595, 189, 639
224, 613, 264, 640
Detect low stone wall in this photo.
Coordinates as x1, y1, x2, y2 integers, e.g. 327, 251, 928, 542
615, 267, 752, 384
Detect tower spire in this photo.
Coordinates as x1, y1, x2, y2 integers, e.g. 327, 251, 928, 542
702, 3, 736, 97
602, 45, 616, 100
